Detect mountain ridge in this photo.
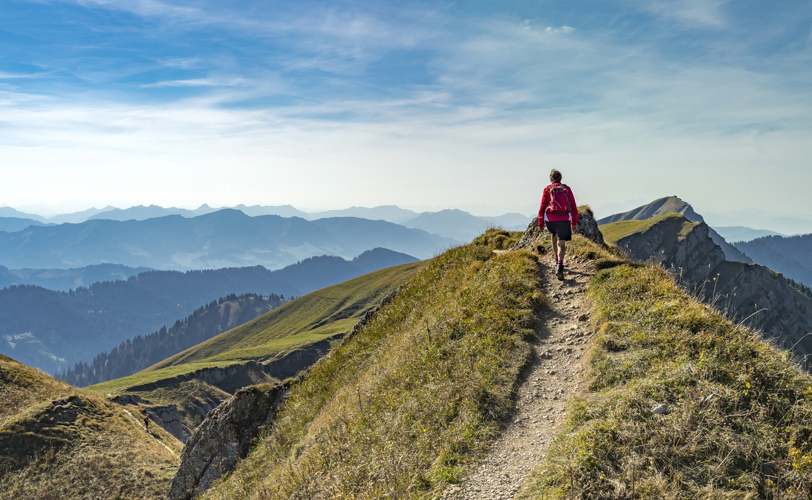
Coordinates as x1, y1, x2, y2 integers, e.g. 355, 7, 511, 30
598, 195, 752, 264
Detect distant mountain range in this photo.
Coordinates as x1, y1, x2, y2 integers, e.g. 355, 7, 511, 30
0, 204, 531, 245
713, 226, 785, 243
0, 248, 418, 374
598, 196, 752, 264
0, 263, 152, 291
0, 210, 445, 270
734, 234, 812, 289
702, 209, 812, 236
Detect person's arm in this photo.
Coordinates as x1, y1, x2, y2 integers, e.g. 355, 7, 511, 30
538, 187, 549, 228
568, 187, 578, 228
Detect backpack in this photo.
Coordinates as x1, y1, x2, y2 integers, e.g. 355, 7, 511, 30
547, 184, 571, 215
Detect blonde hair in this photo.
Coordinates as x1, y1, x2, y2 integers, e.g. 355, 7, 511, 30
550, 169, 562, 183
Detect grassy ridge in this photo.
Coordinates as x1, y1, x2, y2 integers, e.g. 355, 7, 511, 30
0, 354, 180, 500
86, 262, 423, 398
204, 233, 541, 499
599, 212, 698, 245
526, 259, 812, 498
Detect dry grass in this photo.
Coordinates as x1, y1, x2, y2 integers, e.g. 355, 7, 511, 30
0, 355, 180, 500
474, 228, 523, 250
203, 235, 543, 499
523, 253, 812, 499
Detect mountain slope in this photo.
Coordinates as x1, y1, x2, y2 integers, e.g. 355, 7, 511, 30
602, 212, 812, 359
734, 234, 812, 288
85, 262, 424, 432
190, 233, 541, 499
598, 196, 751, 264
0, 209, 447, 270
0, 217, 48, 233
527, 258, 812, 498
0, 354, 181, 500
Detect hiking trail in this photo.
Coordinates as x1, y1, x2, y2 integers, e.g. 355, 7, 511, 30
121, 407, 178, 456
441, 253, 596, 500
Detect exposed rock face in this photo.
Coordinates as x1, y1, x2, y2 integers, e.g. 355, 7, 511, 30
167, 384, 287, 500
512, 208, 605, 251
615, 215, 812, 362
614, 217, 726, 287
148, 405, 186, 442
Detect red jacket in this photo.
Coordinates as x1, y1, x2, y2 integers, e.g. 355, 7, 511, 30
539, 183, 578, 227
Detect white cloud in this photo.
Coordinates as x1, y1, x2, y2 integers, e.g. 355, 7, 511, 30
545, 25, 575, 34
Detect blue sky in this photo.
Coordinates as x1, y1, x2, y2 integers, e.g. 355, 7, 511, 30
1, 0, 811, 220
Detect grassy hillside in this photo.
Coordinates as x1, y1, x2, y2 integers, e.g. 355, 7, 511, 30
85, 263, 423, 432
88, 262, 422, 395
202, 231, 541, 499
0, 354, 180, 500
525, 259, 812, 498
600, 212, 698, 244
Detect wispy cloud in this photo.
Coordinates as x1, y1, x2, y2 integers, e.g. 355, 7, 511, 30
0, 71, 50, 79
141, 78, 249, 88
634, 0, 729, 29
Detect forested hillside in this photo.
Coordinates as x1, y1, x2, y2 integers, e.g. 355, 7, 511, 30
0, 249, 417, 375
58, 293, 279, 387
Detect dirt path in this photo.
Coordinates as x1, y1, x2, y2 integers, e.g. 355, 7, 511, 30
441, 254, 595, 500
121, 408, 178, 456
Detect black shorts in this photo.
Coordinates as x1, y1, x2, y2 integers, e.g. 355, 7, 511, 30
545, 220, 573, 241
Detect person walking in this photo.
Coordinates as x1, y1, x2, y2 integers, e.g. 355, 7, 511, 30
539, 169, 578, 280
144, 412, 150, 432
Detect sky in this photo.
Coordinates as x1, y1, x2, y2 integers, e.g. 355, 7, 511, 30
1, 0, 811, 219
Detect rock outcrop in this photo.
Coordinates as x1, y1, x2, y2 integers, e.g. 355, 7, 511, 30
166, 384, 287, 500
148, 405, 186, 442
512, 207, 605, 251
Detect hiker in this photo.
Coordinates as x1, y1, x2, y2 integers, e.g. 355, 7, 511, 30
144, 412, 150, 431
539, 169, 578, 280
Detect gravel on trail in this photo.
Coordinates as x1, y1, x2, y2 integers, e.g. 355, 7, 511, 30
439, 254, 595, 500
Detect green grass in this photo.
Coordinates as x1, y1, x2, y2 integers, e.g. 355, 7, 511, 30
524, 259, 812, 499
0, 354, 180, 500
202, 234, 543, 499
599, 212, 697, 244
86, 262, 423, 398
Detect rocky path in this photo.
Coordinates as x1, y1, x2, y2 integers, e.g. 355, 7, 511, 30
440, 254, 595, 500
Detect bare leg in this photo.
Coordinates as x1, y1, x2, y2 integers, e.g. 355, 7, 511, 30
551, 235, 559, 261
558, 240, 567, 263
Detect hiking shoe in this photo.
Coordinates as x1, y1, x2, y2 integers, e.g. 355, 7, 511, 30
556, 263, 564, 280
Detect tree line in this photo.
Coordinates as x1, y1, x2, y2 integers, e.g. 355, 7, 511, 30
56, 292, 287, 387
